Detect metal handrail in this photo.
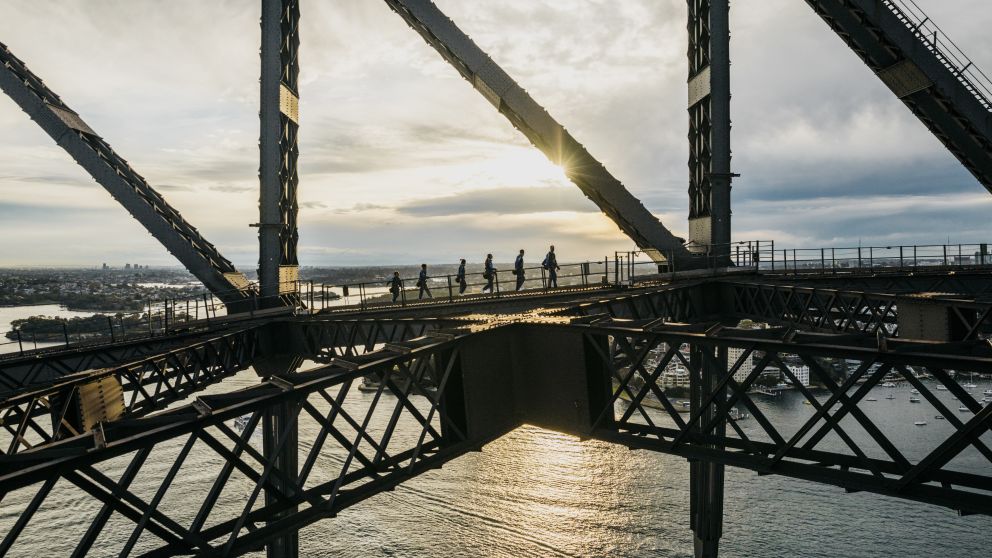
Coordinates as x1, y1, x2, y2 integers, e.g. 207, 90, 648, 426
883, 0, 992, 111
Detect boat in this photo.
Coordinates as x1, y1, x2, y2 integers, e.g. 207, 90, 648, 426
886, 394, 895, 400
910, 389, 919, 394
984, 389, 992, 396
866, 397, 877, 402
935, 415, 945, 420
959, 406, 970, 412
882, 382, 897, 388
964, 383, 978, 389
358, 377, 381, 393
936, 385, 947, 391
909, 397, 921, 403
802, 399, 812, 406
914, 420, 927, 426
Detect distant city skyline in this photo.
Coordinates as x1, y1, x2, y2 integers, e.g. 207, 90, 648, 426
1, 0, 990, 267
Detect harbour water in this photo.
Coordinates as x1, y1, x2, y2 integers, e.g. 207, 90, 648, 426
1, 305, 990, 557
0, 304, 105, 354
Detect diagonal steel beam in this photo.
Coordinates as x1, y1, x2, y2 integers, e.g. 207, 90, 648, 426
0, 41, 252, 307
382, 0, 693, 265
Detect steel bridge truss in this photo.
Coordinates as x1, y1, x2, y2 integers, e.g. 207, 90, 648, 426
0, 333, 478, 557
569, 278, 992, 342
584, 320, 992, 516
0, 328, 258, 458
1, 319, 990, 556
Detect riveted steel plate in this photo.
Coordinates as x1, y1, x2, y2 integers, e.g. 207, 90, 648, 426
77, 375, 124, 432
279, 83, 299, 124
279, 265, 299, 294
45, 102, 96, 135
688, 66, 711, 108
878, 59, 932, 98
688, 217, 712, 250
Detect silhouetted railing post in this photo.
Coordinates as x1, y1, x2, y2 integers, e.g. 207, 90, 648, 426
120, 315, 127, 341
900, 246, 904, 267
447, 276, 454, 301
943, 244, 948, 266
62, 320, 69, 346
107, 316, 115, 342
16, 330, 23, 355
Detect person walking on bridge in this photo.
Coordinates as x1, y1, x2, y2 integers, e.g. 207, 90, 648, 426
514, 249, 526, 291
543, 245, 560, 289
387, 271, 402, 303
482, 254, 496, 293
456, 258, 467, 295
417, 264, 433, 299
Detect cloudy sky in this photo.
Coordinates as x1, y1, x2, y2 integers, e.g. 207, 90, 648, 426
1, 0, 990, 268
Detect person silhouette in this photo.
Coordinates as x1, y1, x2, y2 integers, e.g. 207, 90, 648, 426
417, 264, 432, 299
543, 245, 560, 288
456, 259, 467, 294
514, 249, 525, 291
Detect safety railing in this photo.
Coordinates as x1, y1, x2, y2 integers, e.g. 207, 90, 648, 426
301, 259, 616, 312
11, 241, 985, 347
0, 312, 172, 358
0, 281, 296, 358
883, 0, 992, 111
754, 242, 992, 275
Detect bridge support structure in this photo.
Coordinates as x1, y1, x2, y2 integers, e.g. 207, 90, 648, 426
689, 344, 726, 558
687, 0, 733, 258
258, 0, 301, 307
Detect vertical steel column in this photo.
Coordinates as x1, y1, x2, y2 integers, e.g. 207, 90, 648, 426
689, 343, 726, 558
263, 399, 300, 558
258, 0, 300, 307
687, 0, 732, 259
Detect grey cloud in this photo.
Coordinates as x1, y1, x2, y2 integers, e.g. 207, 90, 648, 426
396, 186, 595, 217
329, 203, 389, 215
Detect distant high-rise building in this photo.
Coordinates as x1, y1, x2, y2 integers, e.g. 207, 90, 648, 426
728, 346, 753, 384
125, 263, 131, 270
787, 364, 811, 387
101, 263, 109, 270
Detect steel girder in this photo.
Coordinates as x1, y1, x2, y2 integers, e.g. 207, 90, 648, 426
567, 283, 705, 322
0, 333, 479, 557
0, 331, 228, 397
579, 320, 992, 516
380, 0, 692, 265
292, 317, 478, 361
0, 42, 252, 307
258, 0, 301, 304
726, 280, 992, 339
687, 0, 732, 255
803, 0, 992, 193
757, 269, 992, 298
0, 328, 257, 457
1, 321, 991, 556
